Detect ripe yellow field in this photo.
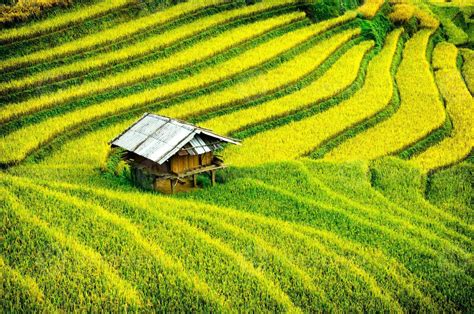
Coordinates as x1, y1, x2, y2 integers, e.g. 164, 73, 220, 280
0, 13, 355, 164
411, 43, 474, 172
460, 48, 474, 94
0, 0, 227, 72
0, 0, 299, 94
325, 29, 446, 161
0, 0, 133, 42
358, 0, 385, 18
201, 40, 373, 135
0, 12, 304, 124
224, 29, 402, 166
160, 28, 361, 120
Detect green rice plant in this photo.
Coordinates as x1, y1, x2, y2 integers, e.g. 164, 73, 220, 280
160, 28, 363, 121
0, 0, 298, 94
0, 0, 133, 43
369, 157, 474, 241
3, 176, 299, 312
0, 256, 56, 312
200, 39, 373, 135
301, 159, 473, 249
0, 186, 142, 311
0, 12, 304, 125
0, 13, 358, 165
224, 29, 402, 166
0, 0, 228, 72
173, 161, 471, 310
42, 180, 407, 311
410, 43, 474, 172
325, 29, 446, 162
426, 162, 474, 224
429, 4, 469, 45
1, 176, 231, 312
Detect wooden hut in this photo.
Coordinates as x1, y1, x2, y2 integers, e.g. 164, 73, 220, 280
110, 113, 240, 193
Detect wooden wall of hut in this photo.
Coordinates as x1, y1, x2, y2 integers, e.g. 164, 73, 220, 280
170, 152, 213, 174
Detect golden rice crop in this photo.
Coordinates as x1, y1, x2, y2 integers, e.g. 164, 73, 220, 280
201, 40, 374, 135
0, 0, 227, 72
358, 0, 385, 18
413, 7, 440, 28
432, 42, 459, 70
160, 27, 362, 120
1, 12, 357, 164
326, 29, 445, 161
0, 0, 72, 24
0, 0, 299, 94
410, 43, 474, 172
0, 0, 131, 41
389, 4, 415, 23
224, 29, 402, 166
0, 12, 304, 125
460, 48, 474, 94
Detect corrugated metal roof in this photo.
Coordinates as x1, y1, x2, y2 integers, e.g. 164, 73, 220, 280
110, 113, 240, 164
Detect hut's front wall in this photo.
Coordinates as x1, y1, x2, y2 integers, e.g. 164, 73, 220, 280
170, 152, 213, 174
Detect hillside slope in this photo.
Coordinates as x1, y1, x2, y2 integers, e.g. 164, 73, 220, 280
1, 0, 472, 311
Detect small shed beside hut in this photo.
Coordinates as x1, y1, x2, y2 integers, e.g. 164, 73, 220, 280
110, 113, 240, 193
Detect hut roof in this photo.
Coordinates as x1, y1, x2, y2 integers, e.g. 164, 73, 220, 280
110, 113, 240, 164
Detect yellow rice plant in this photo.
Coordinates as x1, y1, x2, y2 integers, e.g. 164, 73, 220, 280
326, 29, 445, 161
413, 7, 440, 28
201, 40, 374, 135
0, 12, 305, 124
0, 0, 227, 72
410, 43, 474, 172
0, 0, 71, 24
224, 29, 402, 166
358, 0, 385, 18
0, 0, 131, 39
460, 48, 474, 94
389, 4, 415, 23
388, 0, 439, 28
160, 28, 362, 120
0, 0, 298, 94
432, 41, 459, 70
0, 13, 358, 165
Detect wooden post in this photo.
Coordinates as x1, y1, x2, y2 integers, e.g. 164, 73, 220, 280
193, 174, 197, 187
211, 170, 216, 186
170, 179, 175, 194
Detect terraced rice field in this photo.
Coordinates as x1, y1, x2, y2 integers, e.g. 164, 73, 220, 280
1, 0, 473, 312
